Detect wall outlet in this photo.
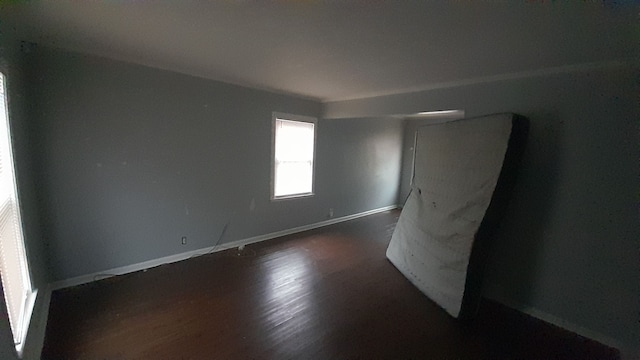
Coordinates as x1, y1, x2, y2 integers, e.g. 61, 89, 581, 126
181, 236, 187, 245
329, 208, 334, 218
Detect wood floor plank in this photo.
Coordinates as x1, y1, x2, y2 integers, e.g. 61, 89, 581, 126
42, 210, 619, 359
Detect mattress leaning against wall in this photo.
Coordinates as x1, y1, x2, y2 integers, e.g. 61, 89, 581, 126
386, 113, 528, 318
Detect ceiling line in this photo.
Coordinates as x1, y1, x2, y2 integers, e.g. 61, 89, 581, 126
323, 59, 637, 104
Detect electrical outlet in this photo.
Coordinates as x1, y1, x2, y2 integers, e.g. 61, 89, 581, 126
181, 236, 187, 245
329, 208, 334, 218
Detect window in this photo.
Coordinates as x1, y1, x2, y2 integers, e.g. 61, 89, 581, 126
0, 72, 36, 357
271, 112, 317, 200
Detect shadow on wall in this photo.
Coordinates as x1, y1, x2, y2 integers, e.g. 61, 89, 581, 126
483, 111, 565, 305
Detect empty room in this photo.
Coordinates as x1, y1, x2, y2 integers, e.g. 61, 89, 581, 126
0, 2, 637, 359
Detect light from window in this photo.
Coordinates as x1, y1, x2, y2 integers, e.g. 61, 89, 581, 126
0, 72, 36, 357
272, 113, 316, 199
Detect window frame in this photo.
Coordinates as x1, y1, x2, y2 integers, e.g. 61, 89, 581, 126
0, 71, 37, 358
270, 112, 318, 201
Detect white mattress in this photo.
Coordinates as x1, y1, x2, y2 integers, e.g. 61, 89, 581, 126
386, 113, 513, 317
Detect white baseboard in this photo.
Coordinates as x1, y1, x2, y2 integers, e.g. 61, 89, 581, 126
484, 289, 637, 359
39, 205, 640, 359
50, 205, 398, 291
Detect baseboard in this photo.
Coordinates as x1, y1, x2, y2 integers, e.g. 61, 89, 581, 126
483, 289, 636, 359
50, 205, 398, 291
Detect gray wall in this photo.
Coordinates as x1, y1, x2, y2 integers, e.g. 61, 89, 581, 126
0, 41, 50, 360
26, 46, 403, 283
325, 66, 640, 354
316, 117, 403, 217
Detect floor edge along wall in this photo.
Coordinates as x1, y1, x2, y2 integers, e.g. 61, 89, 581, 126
483, 284, 634, 358
50, 205, 399, 291
22, 206, 396, 359
33, 204, 630, 359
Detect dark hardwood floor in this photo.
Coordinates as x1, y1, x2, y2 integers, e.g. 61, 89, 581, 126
42, 210, 619, 359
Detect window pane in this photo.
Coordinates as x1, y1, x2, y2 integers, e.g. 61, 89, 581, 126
0, 72, 33, 348
274, 161, 313, 197
275, 119, 314, 162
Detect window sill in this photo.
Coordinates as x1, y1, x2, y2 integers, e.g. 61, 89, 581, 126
271, 192, 315, 201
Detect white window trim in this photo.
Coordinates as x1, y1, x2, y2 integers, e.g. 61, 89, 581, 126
15, 289, 37, 357
270, 112, 317, 201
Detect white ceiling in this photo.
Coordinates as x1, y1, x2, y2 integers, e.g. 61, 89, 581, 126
1, 1, 637, 102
